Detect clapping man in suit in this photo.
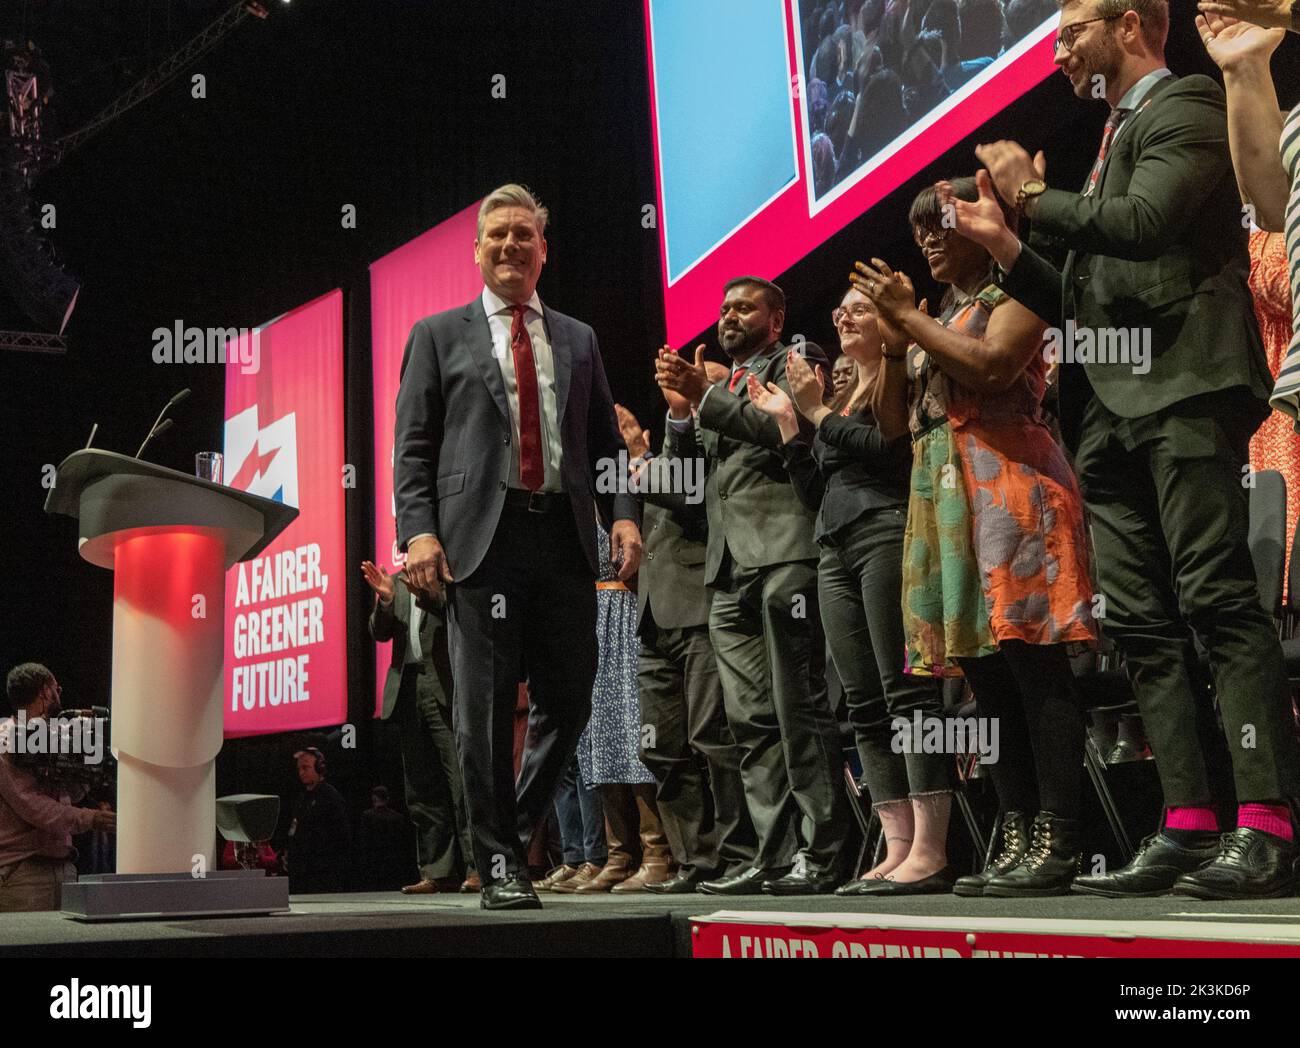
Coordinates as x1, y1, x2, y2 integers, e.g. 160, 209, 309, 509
362, 560, 476, 895
656, 277, 849, 895
945, 0, 1299, 898
394, 184, 641, 910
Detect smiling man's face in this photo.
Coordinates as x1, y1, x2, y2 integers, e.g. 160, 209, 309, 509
475, 205, 548, 303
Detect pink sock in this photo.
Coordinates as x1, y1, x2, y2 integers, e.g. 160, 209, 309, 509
1165, 806, 1218, 833
1237, 803, 1294, 841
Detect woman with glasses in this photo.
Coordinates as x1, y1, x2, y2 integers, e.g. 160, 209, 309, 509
855, 177, 1097, 898
746, 285, 954, 896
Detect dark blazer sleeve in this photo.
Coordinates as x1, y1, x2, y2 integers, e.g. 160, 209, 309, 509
998, 243, 1067, 331
368, 576, 409, 643
663, 411, 704, 460
640, 453, 691, 515
585, 328, 640, 526
816, 412, 906, 462
1028, 79, 1233, 261
779, 441, 825, 513
393, 318, 444, 551
698, 343, 829, 449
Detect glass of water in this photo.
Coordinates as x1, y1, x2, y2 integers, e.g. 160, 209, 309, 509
195, 452, 223, 484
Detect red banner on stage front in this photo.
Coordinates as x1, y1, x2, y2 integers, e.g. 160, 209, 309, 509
222, 289, 347, 736
368, 202, 483, 717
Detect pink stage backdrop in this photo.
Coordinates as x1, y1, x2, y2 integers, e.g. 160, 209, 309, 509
369, 201, 484, 717
223, 289, 347, 737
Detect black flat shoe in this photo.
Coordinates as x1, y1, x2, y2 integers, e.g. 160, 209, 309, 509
697, 866, 790, 895
761, 869, 843, 896
1071, 832, 1219, 898
645, 871, 712, 895
845, 867, 956, 896
1170, 828, 1298, 901
480, 877, 543, 910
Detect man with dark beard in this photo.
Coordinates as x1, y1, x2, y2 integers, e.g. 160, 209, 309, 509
947, 0, 1299, 898
655, 277, 848, 896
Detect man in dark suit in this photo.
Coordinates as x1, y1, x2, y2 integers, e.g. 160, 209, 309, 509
614, 400, 757, 893
394, 184, 641, 910
656, 277, 849, 895
957, 0, 1298, 897
362, 561, 475, 894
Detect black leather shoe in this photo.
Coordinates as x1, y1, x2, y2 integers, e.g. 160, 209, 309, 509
761, 868, 844, 896
954, 810, 1029, 898
1071, 832, 1219, 898
480, 877, 543, 910
697, 866, 790, 895
840, 867, 956, 896
1170, 828, 1298, 900
645, 871, 714, 895
983, 812, 1080, 897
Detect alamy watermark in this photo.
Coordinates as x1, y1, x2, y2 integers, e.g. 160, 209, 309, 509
1043, 322, 1150, 376
891, 711, 999, 765
152, 320, 261, 374
595, 451, 704, 504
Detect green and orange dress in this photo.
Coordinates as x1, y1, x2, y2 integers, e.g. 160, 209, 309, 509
900, 283, 1096, 676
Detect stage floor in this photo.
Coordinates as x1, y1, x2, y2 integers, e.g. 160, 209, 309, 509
3, 889, 1300, 958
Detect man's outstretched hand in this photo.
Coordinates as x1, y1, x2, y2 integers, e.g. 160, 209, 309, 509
610, 520, 643, 581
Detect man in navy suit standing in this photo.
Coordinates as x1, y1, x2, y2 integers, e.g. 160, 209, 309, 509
394, 184, 642, 910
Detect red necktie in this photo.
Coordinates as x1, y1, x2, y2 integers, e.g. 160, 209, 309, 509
510, 305, 545, 490
1085, 107, 1132, 198
728, 367, 745, 393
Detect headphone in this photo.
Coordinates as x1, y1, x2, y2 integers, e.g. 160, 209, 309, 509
295, 747, 326, 775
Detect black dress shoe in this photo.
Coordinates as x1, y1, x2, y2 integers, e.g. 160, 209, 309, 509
761, 868, 844, 896
697, 866, 790, 895
1071, 832, 1219, 898
480, 877, 543, 910
983, 812, 1080, 898
644, 870, 710, 894
839, 867, 956, 896
954, 811, 1030, 898
1170, 828, 1298, 901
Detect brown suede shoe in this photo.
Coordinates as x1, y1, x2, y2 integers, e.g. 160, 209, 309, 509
400, 878, 438, 895
549, 862, 604, 894
573, 856, 634, 893
611, 862, 676, 893
459, 872, 482, 893
535, 865, 580, 892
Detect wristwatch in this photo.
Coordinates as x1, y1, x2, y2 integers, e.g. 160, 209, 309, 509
1016, 178, 1047, 212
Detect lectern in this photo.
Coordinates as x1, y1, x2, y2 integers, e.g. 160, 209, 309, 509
45, 449, 297, 919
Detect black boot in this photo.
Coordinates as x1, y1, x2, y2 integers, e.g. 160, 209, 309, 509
953, 811, 1029, 898
983, 812, 1081, 897
1171, 828, 1299, 900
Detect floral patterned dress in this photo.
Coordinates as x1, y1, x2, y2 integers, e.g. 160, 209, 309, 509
901, 284, 1097, 675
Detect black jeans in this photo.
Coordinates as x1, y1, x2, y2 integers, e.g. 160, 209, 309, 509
818, 506, 948, 804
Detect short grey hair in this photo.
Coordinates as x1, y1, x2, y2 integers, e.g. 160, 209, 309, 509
477, 184, 550, 240
1058, 0, 1168, 51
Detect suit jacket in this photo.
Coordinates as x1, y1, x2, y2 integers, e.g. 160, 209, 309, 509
367, 573, 450, 720
665, 340, 827, 586
394, 295, 640, 579
999, 73, 1272, 449
636, 448, 712, 634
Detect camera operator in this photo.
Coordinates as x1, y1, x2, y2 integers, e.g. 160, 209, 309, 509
0, 663, 115, 912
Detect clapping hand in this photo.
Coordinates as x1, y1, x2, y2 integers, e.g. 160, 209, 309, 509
1197, 0, 1296, 31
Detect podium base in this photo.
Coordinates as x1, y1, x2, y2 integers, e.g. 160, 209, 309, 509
60, 870, 290, 922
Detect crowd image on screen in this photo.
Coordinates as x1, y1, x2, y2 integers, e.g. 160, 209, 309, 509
800, 0, 1059, 198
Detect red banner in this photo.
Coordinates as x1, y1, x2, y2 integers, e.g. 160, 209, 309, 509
222, 289, 347, 736
690, 916, 1300, 959
368, 201, 483, 717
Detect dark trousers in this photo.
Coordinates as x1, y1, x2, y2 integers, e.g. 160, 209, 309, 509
818, 506, 948, 804
638, 620, 756, 878
958, 642, 1086, 819
395, 669, 474, 879
446, 504, 598, 882
553, 755, 607, 865
708, 556, 847, 873
1076, 391, 1300, 805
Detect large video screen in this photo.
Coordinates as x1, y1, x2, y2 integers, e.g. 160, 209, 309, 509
645, 0, 1059, 345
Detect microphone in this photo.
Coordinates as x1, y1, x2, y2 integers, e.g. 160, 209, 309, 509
136, 388, 190, 459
